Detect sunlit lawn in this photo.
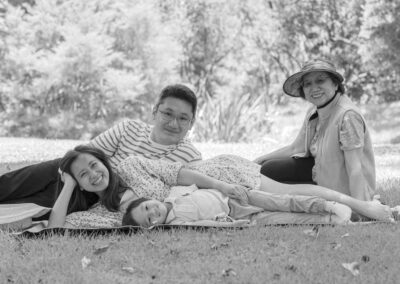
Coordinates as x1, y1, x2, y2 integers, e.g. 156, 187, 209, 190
0, 135, 399, 283
0, 102, 399, 283
1, 223, 399, 284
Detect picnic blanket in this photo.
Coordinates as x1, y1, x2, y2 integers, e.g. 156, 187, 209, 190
3, 203, 251, 237
2, 202, 385, 237
16, 221, 251, 237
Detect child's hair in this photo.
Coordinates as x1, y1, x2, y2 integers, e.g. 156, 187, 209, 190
122, 197, 151, 226
59, 145, 128, 214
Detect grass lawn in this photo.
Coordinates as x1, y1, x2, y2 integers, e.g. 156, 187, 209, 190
1, 137, 400, 284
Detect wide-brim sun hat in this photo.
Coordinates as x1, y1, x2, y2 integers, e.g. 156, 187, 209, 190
283, 58, 344, 97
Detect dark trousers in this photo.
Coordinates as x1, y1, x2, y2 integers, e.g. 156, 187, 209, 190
0, 159, 62, 219
260, 157, 315, 184
0, 158, 99, 220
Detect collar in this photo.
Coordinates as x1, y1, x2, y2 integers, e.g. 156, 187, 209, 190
149, 129, 181, 148
317, 92, 338, 109
165, 205, 176, 224
316, 94, 341, 121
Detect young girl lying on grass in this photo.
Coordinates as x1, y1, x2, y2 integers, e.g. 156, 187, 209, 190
49, 146, 393, 228
122, 186, 353, 227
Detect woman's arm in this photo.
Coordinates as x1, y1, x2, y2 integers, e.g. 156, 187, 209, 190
177, 168, 249, 203
48, 172, 76, 228
253, 145, 295, 164
340, 111, 371, 201
253, 120, 307, 164
344, 148, 369, 200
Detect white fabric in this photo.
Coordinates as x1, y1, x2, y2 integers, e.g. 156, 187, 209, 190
165, 185, 230, 224
0, 203, 51, 228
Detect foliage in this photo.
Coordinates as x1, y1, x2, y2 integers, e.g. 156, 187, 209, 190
271, 0, 370, 101
359, 0, 400, 102
0, 0, 179, 139
192, 92, 272, 143
0, 0, 399, 141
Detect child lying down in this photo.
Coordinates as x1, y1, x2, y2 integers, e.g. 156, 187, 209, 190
122, 185, 352, 228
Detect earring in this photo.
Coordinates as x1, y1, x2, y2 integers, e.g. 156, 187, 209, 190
80, 187, 84, 191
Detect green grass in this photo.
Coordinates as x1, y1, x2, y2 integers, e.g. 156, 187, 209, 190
1, 224, 400, 283
1, 138, 400, 284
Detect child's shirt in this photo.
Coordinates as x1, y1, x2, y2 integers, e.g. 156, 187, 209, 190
164, 185, 231, 224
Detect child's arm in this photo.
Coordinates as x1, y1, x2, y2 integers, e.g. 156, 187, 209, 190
177, 168, 248, 204
48, 172, 76, 228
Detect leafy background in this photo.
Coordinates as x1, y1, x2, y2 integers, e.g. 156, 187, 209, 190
0, 0, 399, 143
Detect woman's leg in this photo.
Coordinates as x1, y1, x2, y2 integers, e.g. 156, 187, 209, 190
258, 175, 393, 221
0, 158, 61, 207
260, 157, 315, 184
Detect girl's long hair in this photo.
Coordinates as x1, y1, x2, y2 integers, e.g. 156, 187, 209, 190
59, 145, 128, 213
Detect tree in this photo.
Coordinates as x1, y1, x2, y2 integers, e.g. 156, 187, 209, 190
273, 0, 369, 100
360, 0, 400, 102
0, 0, 180, 138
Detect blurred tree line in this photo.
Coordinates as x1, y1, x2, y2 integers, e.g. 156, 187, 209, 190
0, 0, 399, 141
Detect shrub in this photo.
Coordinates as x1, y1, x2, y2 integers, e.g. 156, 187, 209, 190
0, 0, 180, 139
193, 92, 272, 142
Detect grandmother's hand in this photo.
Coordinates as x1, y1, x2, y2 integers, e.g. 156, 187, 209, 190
253, 155, 266, 165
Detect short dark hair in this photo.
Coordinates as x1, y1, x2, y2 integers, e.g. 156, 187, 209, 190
122, 197, 151, 226
298, 72, 345, 99
59, 145, 127, 214
154, 84, 197, 119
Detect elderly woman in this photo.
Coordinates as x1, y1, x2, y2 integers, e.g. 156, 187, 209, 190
0, 84, 201, 217
254, 59, 375, 202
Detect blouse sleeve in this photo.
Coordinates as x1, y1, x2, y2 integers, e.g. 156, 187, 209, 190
139, 158, 183, 185
117, 156, 183, 188
339, 111, 365, 151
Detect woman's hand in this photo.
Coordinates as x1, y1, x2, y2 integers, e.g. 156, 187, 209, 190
219, 183, 249, 205
253, 155, 267, 165
59, 168, 77, 188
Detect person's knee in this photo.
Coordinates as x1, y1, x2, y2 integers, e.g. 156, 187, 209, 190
260, 159, 285, 178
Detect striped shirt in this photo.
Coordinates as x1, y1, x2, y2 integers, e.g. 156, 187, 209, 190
89, 120, 202, 169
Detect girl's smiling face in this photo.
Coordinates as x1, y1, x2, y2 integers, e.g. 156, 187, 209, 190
130, 199, 168, 227
70, 153, 110, 193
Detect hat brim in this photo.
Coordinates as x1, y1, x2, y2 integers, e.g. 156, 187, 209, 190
283, 69, 344, 97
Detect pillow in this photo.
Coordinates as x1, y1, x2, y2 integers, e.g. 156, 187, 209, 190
0, 203, 51, 230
